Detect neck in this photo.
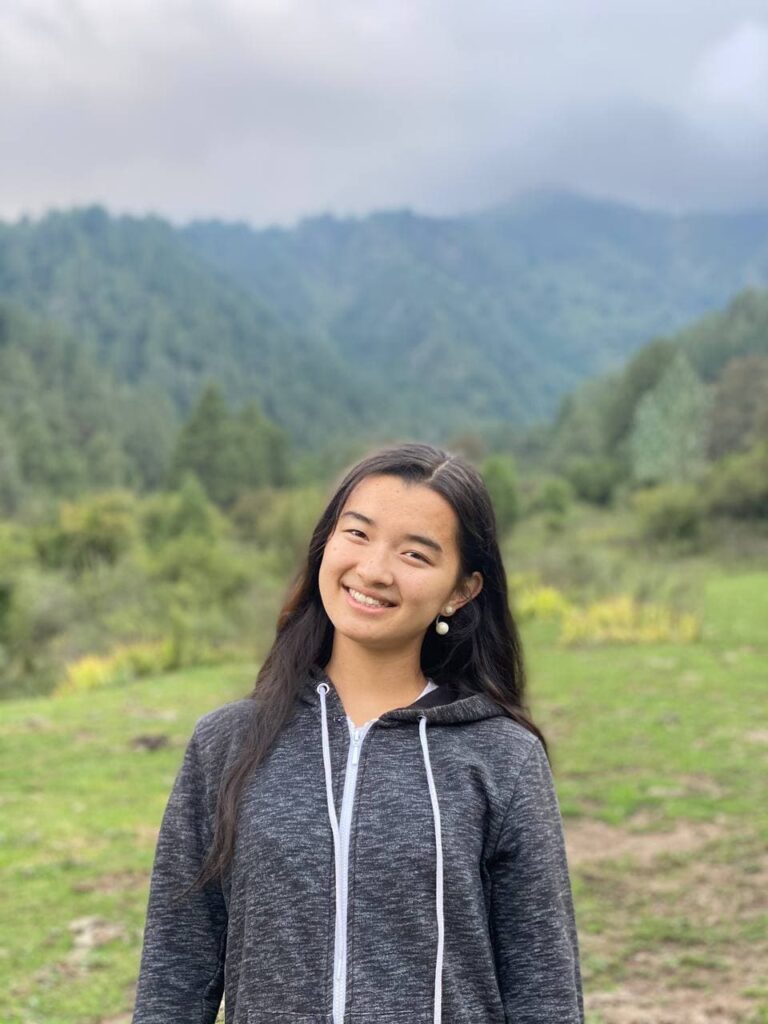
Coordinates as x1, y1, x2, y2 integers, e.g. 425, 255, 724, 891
323, 635, 427, 719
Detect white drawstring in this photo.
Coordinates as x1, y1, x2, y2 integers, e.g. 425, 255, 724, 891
419, 712, 444, 1024
316, 682, 444, 1024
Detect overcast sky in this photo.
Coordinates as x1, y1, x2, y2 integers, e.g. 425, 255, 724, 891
1, 0, 767, 226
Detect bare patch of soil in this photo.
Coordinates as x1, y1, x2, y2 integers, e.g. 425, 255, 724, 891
564, 817, 728, 867
12, 917, 130, 1001
643, 854, 768, 926
587, 982, 760, 1024
134, 822, 160, 845
566, 816, 767, 1022
124, 704, 180, 722
72, 869, 146, 894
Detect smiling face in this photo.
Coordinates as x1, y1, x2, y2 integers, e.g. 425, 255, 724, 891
317, 473, 482, 656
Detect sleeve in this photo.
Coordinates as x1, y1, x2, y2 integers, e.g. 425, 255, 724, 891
132, 725, 228, 1024
489, 738, 584, 1024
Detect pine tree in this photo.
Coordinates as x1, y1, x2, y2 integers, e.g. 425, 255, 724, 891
481, 454, 520, 533
169, 383, 239, 506
169, 384, 290, 506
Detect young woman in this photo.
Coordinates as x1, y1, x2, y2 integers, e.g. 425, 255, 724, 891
132, 442, 584, 1024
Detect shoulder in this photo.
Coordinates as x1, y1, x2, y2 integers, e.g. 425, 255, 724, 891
196, 696, 256, 733
191, 697, 257, 766
479, 712, 541, 762
468, 714, 549, 809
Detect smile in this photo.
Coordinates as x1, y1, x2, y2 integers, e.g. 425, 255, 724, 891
343, 586, 396, 610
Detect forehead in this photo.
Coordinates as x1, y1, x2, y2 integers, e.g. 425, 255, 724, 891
340, 474, 459, 544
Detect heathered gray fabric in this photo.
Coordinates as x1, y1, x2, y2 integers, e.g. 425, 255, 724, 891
132, 669, 584, 1023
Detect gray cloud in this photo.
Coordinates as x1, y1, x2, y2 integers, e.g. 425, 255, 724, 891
1, 0, 767, 224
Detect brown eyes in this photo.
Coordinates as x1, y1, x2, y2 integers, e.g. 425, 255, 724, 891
342, 530, 430, 564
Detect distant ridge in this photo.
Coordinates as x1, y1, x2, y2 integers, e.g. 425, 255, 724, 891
1, 192, 767, 449
183, 190, 768, 432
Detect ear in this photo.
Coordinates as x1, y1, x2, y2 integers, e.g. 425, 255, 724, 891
446, 571, 483, 614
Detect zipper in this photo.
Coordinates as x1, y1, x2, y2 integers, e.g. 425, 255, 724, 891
332, 717, 376, 1024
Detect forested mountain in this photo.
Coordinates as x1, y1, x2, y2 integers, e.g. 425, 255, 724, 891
184, 190, 768, 427
0, 302, 177, 508
0, 298, 301, 513
0, 208, 377, 449
1, 193, 767, 458
537, 286, 768, 496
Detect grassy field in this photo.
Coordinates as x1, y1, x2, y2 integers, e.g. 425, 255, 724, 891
527, 571, 768, 1024
0, 568, 766, 1023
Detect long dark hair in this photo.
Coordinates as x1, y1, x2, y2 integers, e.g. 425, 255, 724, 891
188, 442, 546, 893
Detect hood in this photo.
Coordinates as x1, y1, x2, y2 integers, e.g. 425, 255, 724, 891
301, 664, 506, 726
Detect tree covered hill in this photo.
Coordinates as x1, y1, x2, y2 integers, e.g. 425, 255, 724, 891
0, 301, 183, 507
537, 286, 768, 508
184, 190, 768, 426
1, 193, 767, 453
0, 208, 378, 449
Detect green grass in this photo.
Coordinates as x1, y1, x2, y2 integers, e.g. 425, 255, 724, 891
1, 567, 767, 1023
0, 664, 254, 1024
523, 569, 768, 1021
529, 631, 767, 822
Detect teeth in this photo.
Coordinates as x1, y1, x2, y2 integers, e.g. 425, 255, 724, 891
347, 587, 391, 608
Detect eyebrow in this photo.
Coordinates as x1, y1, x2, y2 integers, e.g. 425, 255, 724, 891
340, 510, 444, 554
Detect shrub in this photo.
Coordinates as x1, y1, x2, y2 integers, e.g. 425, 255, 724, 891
528, 476, 573, 517
0, 523, 37, 646
147, 535, 251, 604
242, 486, 326, 573
633, 483, 704, 541
52, 637, 244, 697
0, 522, 36, 574
0, 568, 77, 698
522, 585, 571, 620
559, 595, 700, 646
140, 477, 228, 549
510, 577, 572, 623
481, 455, 520, 533
703, 442, 768, 519
565, 457, 621, 506
35, 490, 139, 574
55, 650, 133, 695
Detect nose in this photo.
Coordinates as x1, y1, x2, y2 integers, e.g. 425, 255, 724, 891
356, 546, 395, 587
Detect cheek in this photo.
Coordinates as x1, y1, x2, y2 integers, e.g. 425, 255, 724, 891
318, 539, 347, 582
328, 537, 346, 561
406, 576, 445, 609
412, 568, 460, 610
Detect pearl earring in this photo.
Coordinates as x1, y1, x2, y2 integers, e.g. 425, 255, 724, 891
435, 604, 454, 635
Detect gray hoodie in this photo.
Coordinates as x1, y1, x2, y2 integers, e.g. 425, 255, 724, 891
131, 668, 584, 1023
